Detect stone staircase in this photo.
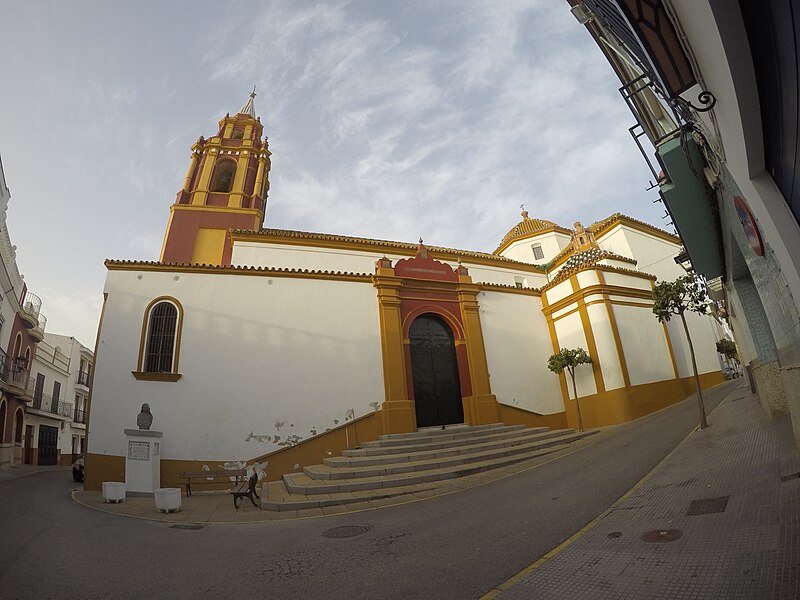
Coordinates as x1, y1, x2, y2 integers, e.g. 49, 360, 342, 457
262, 422, 597, 511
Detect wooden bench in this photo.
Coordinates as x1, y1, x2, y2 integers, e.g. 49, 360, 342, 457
231, 472, 260, 509
179, 469, 246, 496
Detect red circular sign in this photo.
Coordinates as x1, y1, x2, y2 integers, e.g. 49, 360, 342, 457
734, 196, 764, 256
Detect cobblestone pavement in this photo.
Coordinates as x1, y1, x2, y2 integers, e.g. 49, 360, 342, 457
489, 382, 800, 600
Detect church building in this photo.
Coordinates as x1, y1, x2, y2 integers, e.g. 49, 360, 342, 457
85, 94, 724, 490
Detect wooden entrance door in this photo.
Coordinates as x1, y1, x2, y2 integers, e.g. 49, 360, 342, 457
409, 315, 464, 428
37, 425, 58, 466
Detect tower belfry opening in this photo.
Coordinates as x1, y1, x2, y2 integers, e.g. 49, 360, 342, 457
160, 90, 272, 266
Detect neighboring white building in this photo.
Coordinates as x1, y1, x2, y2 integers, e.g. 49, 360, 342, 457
85, 96, 724, 490
568, 0, 800, 446
27, 334, 92, 465
0, 153, 46, 469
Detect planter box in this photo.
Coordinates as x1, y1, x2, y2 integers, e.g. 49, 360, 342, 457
154, 487, 182, 513
102, 481, 126, 504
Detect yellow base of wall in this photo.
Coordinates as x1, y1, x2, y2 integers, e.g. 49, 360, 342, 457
84, 373, 724, 491
83, 412, 385, 491
462, 394, 500, 425
563, 371, 725, 430
498, 404, 569, 430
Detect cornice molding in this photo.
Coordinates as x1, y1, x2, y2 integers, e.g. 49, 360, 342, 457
230, 228, 546, 274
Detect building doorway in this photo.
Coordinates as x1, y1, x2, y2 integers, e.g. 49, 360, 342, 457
24, 425, 33, 464
409, 314, 464, 428
37, 425, 58, 466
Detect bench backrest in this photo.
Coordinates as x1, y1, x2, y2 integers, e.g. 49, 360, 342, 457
180, 469, 246, 479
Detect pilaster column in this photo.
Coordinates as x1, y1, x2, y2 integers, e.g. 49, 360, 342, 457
458, 282, 500, 424
373, 271, 415, 434
229, 152, 250, 208
181, 153, 199, 194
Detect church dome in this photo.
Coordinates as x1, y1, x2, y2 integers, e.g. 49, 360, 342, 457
494, 210, 562, 254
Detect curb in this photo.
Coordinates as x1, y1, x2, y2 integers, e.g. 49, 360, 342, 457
479, 381, 743, 599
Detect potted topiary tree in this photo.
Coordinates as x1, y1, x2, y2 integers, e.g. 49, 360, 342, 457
652, 275, 710, 429
548, 347, 593, 432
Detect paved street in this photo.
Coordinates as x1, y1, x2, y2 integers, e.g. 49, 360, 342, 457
0, 382, 742, 600
491, 382, 800, 599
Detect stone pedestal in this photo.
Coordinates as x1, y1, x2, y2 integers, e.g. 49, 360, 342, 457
123, 429, 162, 496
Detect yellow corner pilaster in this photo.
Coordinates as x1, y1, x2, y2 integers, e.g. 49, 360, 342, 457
373, 274, 415, 434
457, 282, 499, 424
192, 152, 214, 205
182, 152, 200, 192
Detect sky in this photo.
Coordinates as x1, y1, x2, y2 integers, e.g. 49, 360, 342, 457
0, 0, 666, 348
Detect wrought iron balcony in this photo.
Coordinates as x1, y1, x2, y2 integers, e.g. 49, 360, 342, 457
77, 370, 91, 387
30, 312, 46, 342
3, 362, 34, 398
20, 291, 42, 328
32, 391, 72, 418
74, 408, 86, 424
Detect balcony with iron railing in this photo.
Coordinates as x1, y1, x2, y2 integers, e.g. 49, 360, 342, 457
1, 354, 34, 398
30, 312, 46, 342
31, 390, 73, 419
20, 291, 42, 329
73, 408, 86, 424
77, 370, 91, 387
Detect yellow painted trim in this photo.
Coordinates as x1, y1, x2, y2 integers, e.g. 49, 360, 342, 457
607, 299, 652, 308
550, 305, 582, 323
543, 283, 652, 316
170, 203, 264, 217
543, 298, 571, 409
662, 321, 681, 379
592, 214, 681, 245
106, 261, 373, 283
136, 296, 184, 376
131, 372, 182, 382
493, 225, 573, 255
576, 296, 606, 394
603, 298, 631, 388
458, 284, 496, 409
477, 284, 541, 296
372, 274, 414, 434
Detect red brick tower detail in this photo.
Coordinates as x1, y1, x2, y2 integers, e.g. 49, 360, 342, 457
160, 90, 271, 266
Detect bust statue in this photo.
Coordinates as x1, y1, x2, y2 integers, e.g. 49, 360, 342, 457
137, 403, 153, 430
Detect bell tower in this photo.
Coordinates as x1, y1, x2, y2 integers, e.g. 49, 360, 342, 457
160, 90, 272, 265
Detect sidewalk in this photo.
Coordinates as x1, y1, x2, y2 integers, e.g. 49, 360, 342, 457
0, 464, 70, 483
487, 381, 800, 599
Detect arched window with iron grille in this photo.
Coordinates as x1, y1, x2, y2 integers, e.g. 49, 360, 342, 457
143, 300, 180, 373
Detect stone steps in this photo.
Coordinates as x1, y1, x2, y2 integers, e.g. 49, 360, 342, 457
261, 423, 597, 511
319, 428, 574, 473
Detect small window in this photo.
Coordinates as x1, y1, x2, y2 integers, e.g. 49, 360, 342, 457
231, 128, 244, 140
514, 276, 525, 289
143, 301, 179, 373
532, 244, 544, 260
209, 160, 236, 193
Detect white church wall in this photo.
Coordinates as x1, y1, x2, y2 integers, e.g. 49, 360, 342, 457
233, 241, 545, 290
665, 310, 722, 378
617, 227, 685, 281
90, 269, 385, 462
480, 291, 564, 415
603, 271, 653, 291
577, 270, 600, 288
586, 303, 625, 391
233, 241, 390, 273
597, 226, 632, 258
552, 311, 597, 398
502, 232, 570, 264
612, 303, 676, 386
